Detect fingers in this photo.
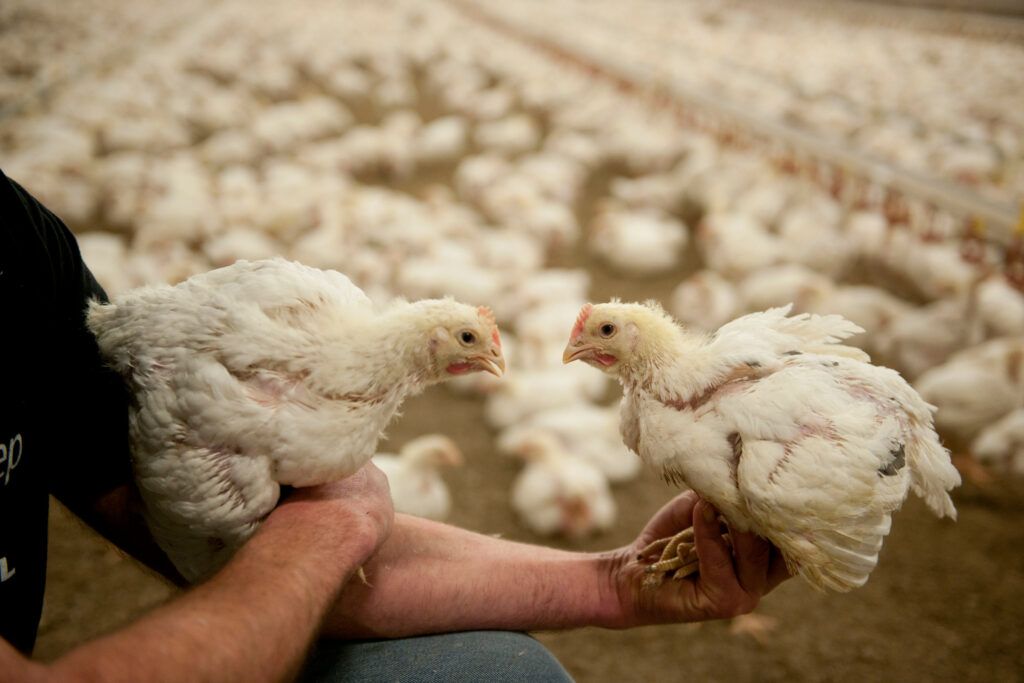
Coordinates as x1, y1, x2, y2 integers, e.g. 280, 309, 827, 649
692, 501, 788, 617
616, 497, 793, 627
730, 527, 772, 596
640, 490, 700, 545
692, 500, 785, 598
692, 500, 736, 588
765, 546, 793, 594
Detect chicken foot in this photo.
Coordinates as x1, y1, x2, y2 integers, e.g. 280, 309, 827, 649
638, 527, 698, 581
637, 526, 732, 586
638, 528, 695, 571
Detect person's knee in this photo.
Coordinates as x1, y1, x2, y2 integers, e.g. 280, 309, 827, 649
454, 631, 573, 681
299, 630, 573, 682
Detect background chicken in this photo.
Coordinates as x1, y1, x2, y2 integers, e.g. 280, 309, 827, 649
505, 428, 617, 539
372, 434, 464, 521
12, 0, 1023, 676
498, 403, 641, 484
87, 258, 504, 582
563, 301, 960, 592
970, 408, 1024, 476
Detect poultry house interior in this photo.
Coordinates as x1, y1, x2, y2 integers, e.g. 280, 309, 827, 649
2, 0, 1022, 680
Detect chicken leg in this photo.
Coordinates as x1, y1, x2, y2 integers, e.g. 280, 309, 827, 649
637, 526, 733, 586
637, 528, 698, 588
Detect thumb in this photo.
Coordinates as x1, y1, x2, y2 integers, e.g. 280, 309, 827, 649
639, 491, 700, 546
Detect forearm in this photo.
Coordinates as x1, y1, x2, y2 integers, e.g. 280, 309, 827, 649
35, 501, 375, 683
324, 514, 623, 639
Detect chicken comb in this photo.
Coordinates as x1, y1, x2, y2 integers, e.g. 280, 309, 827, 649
571, 303, 594, 341
477, 305, 501, 348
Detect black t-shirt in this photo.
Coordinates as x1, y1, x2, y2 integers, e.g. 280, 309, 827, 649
0, 170, 133, 654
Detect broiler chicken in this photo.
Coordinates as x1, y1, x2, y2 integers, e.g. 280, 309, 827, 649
563, 301, 959, 592
971, 408, 1024, 476
372, 434, 463, 521
87, 258, 504, 582
499, 403, 641, 483
506, 429, 617, 539
913, 336, 1024, 445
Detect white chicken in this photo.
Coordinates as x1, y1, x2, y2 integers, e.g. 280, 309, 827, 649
669, 270, 740, 333
873, 299, 983, 382
372, 434, 463, 521
970, 408, 1024, 476
473, 114, 541, 156
506, 429, 617, 539
774, 196, 851, 277
975, 275, 1024, 339
483, 368, 604, 431
588, 204, 689, 277
413, 115, 469, 166
913, 336, 1024, 445
563, 301, 959, 592
696, 211, 786, 279
806, 285, 913, 358
499, 403, 641, 484
87, 258, 505, 582
736, 264, 835, 315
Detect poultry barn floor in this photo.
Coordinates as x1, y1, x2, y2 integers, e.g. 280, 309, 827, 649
37, 321, 1024, 683
30, 115, 1024, 683
13, 0, 1022, 679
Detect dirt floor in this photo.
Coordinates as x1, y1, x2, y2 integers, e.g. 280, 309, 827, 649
31, 146, 1024, 683
25, 4, 1024, 676
37, 377, 1024, 681
33, 164, 1024, 683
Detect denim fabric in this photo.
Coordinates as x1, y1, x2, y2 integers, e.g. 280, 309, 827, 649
298, 631, 574, 682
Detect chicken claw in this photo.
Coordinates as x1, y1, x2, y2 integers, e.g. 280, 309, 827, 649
638, 527, 693, 564
638, 526, 735, 586
638, 527, 698, 586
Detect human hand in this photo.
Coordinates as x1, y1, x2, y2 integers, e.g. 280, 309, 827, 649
273, 462, 395, 568
601, 491, 790, 628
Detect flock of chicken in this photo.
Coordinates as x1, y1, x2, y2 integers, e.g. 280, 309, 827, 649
2, 0, 1023, 559
475, 0, 1024, 206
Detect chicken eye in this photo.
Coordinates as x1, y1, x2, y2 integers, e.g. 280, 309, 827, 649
459, 330, 476, 345
599, 323, 616, 338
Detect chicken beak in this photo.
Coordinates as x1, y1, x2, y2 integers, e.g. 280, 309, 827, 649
473, 352, 505, 377
563, 342, 616, 367
562, 342, 591, 364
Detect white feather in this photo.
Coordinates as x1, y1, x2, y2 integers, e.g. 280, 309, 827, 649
569, 302, 959, 592
88, 258, 503, 581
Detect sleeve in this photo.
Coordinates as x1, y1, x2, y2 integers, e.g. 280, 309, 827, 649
0, 169, 133, 507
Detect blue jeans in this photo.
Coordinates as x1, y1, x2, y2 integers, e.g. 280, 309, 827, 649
298, 631, 574, 682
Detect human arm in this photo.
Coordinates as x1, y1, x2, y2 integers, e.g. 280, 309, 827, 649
1, 170, 401, 679
1, 464, 393, 683
323, 490, 790, 638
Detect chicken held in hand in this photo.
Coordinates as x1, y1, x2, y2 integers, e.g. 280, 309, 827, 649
87, 258, 504, 582
563, 301, 959, 592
